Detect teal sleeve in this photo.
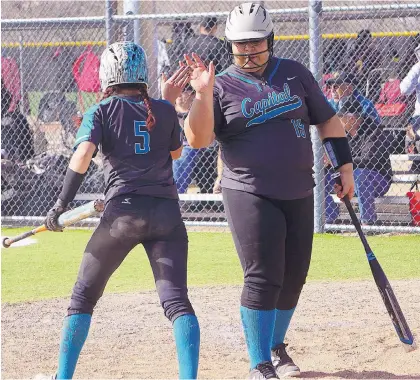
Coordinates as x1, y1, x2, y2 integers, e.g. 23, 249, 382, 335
73, 104, 103, 156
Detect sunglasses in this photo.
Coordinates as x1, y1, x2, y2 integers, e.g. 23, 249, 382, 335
233, 40, 265, 48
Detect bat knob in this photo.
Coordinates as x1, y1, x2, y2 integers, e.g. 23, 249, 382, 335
2, 237, 11, 248
94, 199, 105, 213
404, 339, 417, 353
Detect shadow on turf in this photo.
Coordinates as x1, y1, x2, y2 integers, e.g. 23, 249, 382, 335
300, 370, 419, 379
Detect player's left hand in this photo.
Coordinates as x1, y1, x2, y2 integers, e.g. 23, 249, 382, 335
45, 200, 67, 232
161, 65, 192, 106
334, 163, 355, 201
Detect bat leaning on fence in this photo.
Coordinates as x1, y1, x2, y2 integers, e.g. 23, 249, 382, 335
334, 174, 416, 351
2, 199, 105, 249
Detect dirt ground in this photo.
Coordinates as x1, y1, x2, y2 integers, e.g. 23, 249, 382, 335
2, 281, 420, 380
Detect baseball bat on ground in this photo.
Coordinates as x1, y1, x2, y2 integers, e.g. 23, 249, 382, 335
334, 174, 416, 351
2, 199, 105, 249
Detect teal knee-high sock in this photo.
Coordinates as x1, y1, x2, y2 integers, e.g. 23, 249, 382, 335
57, 314, 91, 379
240, 306, 275, 369
173, 314, 200, 379
271, 308, 296, 349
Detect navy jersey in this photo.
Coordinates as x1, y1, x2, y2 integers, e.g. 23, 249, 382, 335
74, 95, 182, 203
214, 57, 336, 200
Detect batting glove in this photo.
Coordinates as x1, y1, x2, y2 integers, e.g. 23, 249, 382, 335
45, 199, 67, 232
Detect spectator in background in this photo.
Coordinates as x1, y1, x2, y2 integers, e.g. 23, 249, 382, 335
54, 47, 76, 93
172, 84, 200, 193
170, 82, 219, 210
1, 56, 22, 113
322, 38, 347, 99
325, 98, 392, 225
401, 43, 420, 158
184, 17, 230, 74
344, 29, 382, 102
327, 72, 381, 127
193, 140, 218, 195
1, 82, 35, 162
324, 38, 347, 75
400, 33, 420, 79
167, 20, 196, 73
178, 17, 226, 196
157, 37, 171, 79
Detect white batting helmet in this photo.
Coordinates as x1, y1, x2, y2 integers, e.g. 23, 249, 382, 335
99, 41, 148, 92
225, 2, 274, 42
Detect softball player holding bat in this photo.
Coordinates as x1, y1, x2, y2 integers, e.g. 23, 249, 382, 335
35, 42, 200, 380
183, 3, 355, 378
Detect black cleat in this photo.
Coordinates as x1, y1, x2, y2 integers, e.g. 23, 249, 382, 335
271, 343, 300, 378
248, 361, 279, 379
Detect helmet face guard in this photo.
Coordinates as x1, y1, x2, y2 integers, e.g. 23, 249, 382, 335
225, 32, 274, 69
224, 3, 274, 70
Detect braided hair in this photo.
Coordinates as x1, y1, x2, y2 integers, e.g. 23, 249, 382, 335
138, 85, 156, 131
102, 83, 156, 131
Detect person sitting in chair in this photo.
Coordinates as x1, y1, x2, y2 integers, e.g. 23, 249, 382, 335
325, 98, 393, 225
327, 72, 381, 128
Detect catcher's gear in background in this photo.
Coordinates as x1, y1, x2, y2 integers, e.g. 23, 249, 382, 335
99, 41, 148, 91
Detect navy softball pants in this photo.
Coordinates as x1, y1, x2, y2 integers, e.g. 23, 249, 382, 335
222, 188, 314, 310
67, 195, 194, 322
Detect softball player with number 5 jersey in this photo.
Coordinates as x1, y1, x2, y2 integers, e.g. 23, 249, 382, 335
183, 3, 355, 378
35, 42, 200, 380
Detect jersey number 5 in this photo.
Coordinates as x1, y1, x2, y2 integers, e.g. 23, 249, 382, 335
134, 121, 150, 154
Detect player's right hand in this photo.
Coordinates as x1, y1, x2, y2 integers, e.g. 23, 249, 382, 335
161, 65, 192, 105
335, 163, 355, 201
183, 53, 215, 96
45, 200, 66, 232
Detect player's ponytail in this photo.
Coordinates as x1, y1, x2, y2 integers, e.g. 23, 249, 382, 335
139, 85, 156, 131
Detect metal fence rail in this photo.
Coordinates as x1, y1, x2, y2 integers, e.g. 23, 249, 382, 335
2, 1, 420, 233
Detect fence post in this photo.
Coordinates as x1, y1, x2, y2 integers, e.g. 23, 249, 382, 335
18, 34, 25, 114
123, 0, 140, 44
309, 0, 325, 233
105, 0, 116, 46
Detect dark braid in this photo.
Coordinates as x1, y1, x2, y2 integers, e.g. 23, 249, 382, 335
101, 84, 155, 131
139, 85, 156, 131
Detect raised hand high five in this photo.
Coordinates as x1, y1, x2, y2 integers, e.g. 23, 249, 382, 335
183, 53, 215, 97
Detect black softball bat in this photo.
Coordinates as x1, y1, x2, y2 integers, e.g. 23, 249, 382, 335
335, 176, 416, 351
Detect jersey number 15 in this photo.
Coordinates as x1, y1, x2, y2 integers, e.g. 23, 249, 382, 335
134, 121, 150, 154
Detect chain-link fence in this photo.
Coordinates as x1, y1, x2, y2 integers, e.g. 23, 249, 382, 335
1, 1, 420, 233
